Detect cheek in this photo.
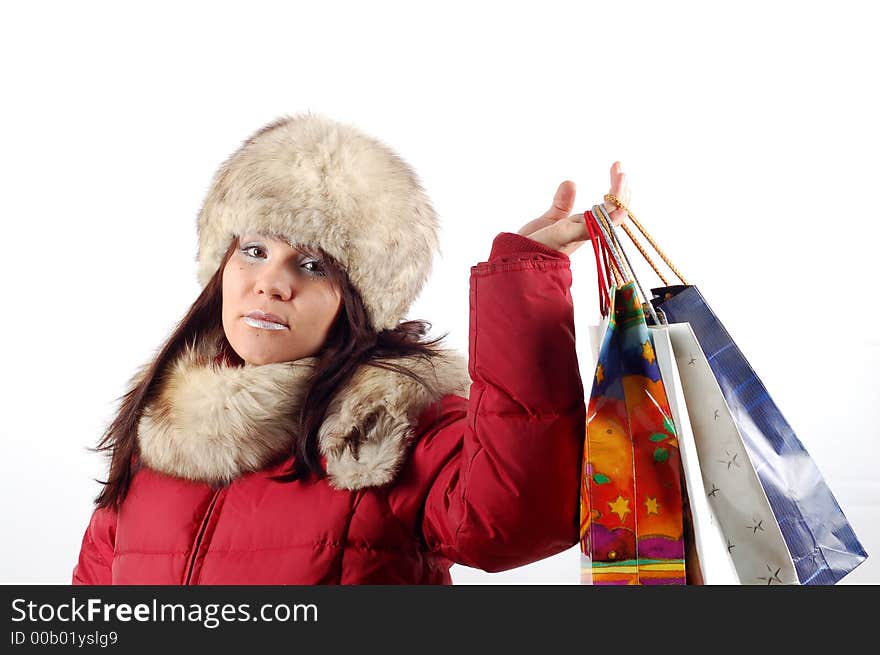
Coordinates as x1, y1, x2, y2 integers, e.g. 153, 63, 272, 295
222, 266, 245, 322
223, 265, 248, 298
303, 288, 341, 330
322, 289, 343, 321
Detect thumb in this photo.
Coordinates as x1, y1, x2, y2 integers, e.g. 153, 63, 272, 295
542, 180, 576, 221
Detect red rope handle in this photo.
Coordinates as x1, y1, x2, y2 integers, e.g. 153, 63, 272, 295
585, 210, 611, 317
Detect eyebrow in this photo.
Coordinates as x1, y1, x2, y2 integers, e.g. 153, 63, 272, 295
240, 233, 321, 258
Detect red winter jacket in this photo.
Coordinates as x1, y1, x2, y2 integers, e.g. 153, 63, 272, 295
72, 231, 587, 584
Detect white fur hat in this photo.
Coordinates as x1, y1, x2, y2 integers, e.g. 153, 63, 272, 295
195, 112, 440, 332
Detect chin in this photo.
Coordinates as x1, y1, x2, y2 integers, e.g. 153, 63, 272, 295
228, 339, 282, 366
225, 327, 284, 363
240, 350, 287, 366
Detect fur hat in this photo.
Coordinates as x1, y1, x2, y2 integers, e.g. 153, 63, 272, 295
195, 112, 440, 332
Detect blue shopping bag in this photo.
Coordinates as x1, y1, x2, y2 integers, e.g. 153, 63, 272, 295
650, 284, 868, 585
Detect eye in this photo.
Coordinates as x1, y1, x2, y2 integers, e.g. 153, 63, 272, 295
241, 245, 267, 259
302, 260, 327, 277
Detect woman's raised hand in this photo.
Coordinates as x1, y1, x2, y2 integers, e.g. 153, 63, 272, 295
516, 161, 630, 256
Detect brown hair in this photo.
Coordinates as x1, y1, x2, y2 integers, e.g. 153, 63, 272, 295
92, 236, 448, 509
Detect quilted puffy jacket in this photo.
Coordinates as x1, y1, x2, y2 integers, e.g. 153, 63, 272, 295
72, 231, 587, 584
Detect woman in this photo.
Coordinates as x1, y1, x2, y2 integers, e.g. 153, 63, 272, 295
72, 112, 628, 584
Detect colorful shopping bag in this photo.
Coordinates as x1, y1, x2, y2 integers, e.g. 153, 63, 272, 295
580, 280, 687, 585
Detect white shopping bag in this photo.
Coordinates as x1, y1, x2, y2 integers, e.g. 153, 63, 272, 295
656, 322, 799, 585
650, 326, 740, 584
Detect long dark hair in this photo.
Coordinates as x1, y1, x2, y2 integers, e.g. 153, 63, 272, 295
93, 236, 449, 509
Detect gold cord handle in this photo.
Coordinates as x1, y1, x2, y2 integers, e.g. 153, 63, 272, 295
603, 193, 689, 286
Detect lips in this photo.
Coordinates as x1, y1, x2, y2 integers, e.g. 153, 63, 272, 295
244, 310, 289, 327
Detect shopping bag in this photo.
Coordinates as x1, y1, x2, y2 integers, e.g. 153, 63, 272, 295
651, 323, 799, 584
593, 193, 867, 584
651, 284, 867, 584
580, 281, 688, 585
650, 325, 740, 584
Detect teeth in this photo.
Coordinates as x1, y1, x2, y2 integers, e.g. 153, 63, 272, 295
244, 317, 287, 330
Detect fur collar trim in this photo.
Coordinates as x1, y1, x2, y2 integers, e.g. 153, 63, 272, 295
135, 334, 470, 491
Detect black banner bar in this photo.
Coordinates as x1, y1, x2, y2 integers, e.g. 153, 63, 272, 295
2, 585, 876, 652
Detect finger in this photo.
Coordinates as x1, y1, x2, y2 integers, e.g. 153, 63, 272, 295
618, 169, 631, 204
610, 161, 625, 193
540, 180, 576, 221
603, 197, 628, 226
609, 164, 625, 195
602, 172, 630, 225
552, 212, 590, 248
606, 163, 631, 214
526, 213, 582, 251
610, 207, 627, 226
612, 173, 630, 207
609, 172, 624, 199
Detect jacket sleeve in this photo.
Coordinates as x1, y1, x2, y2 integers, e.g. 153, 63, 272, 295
72, 506, 118, 585
416, 231, 587, 572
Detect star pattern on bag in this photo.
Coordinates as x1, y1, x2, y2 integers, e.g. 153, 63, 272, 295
719, 450, 741, 470
757, 565, 783, 585
727, 539, 736, 553
707, 483, 720, 498
644, 497, 660, 514
749, 518, 765, 534
608, 495, 631, 522
688, 353, 697, 366
642, 340, 656, 365
713, 409, 720, 421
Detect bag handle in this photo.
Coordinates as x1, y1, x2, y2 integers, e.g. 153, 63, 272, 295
584, 210, 628, 287
592, 204, 664, 326
584, 210, 629, 290
585, 210, 612, 316
603, 192, 690, 286
584, 209, 627, 316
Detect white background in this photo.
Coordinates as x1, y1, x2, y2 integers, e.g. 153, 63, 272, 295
1, 0, 877, 584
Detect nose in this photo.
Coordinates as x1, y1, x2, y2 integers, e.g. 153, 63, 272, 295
253, 262, 297, 301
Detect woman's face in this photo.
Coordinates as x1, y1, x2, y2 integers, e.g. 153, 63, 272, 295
222, 232, 343, 365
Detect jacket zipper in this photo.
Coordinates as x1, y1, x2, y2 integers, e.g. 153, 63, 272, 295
183, 488, 222, 585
